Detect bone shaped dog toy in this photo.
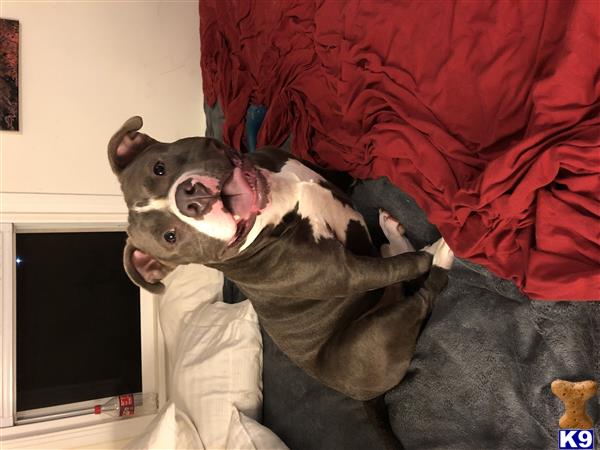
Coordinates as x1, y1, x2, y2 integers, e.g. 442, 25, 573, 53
551, 379, 598, 429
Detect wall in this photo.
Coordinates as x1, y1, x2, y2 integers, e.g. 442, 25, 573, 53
0, 0, 205, 197
0, 1, 202, 447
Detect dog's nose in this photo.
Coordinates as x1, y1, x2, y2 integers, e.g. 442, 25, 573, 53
175, 178, 216, 218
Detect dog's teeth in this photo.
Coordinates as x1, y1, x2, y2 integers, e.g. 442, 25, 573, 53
234, 214, 240, 221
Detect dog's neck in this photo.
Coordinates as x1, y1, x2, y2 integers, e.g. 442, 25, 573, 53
239, 159, 367, 252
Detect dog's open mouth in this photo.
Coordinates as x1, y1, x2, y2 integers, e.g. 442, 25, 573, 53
221, 167, 257, 220
221, 155, 267, 247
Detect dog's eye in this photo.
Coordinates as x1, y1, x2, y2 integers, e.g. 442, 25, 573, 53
153, 161, 166, 176
163, 230, 177, 244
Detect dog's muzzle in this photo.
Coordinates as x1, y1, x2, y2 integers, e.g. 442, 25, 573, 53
174, 166, 259, 221
172, 155, 268, 247
175, 178, 218, 219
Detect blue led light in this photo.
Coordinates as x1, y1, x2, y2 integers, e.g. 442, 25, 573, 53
16, 257, 22, 265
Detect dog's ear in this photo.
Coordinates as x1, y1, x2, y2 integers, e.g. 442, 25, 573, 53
123, 239, 173, 294
108, 116, 157, 175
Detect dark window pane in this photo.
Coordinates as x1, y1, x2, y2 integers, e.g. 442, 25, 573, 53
16, 232, 141, 411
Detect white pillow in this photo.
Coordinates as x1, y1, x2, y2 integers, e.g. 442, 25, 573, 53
226, 407, 288, 450
159, 264, 224, 371
169, 299, 264, 449
125, 402, 205, 450
132, 264, 288, 450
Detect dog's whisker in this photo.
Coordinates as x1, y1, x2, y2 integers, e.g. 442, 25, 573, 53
189, 195, 219, 200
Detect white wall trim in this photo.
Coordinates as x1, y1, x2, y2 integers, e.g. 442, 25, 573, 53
0, 192, 128, 224
0, 224, 16, 428
140, 289, 167, 411
0, 193, 165, 448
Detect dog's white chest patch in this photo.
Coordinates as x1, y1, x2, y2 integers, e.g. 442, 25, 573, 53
289, 162, 365, 244
240, 160, 366, 251
297, 182, 363, 244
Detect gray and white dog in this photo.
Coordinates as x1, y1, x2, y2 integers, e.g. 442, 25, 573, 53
108, 116, 453, 402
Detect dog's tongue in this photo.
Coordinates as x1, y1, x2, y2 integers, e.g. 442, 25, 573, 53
221, 168, 254, 219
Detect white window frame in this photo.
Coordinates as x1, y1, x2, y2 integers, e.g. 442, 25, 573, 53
0, 192, 166, 448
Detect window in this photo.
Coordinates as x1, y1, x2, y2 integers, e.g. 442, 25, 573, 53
0, 194, 165, 448
15, 231, 142, 414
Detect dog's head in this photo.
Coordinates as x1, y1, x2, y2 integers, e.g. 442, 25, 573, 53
108, 116, 268, 293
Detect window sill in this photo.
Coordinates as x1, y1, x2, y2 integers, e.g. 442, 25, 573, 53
0, 413, 156, 449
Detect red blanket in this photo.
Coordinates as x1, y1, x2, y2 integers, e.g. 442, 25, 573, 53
200, 0, 600, 300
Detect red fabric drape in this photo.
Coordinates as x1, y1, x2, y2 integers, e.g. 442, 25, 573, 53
200, 0, 600, 300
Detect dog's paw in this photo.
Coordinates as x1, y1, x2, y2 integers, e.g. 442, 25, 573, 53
422, 238, 454, 270
379, 209, 405, 237
379, 209, 415, 255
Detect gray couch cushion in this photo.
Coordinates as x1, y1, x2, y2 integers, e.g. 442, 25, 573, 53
261, 329, 389, 450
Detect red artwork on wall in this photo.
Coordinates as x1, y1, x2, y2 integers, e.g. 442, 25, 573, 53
0, 18, 19, 131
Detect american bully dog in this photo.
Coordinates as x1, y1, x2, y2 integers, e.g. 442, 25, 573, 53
108, 116, 453, 403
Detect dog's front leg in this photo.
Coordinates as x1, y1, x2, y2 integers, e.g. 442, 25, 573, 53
335, 250, 433, 296
223, 239, 433, 299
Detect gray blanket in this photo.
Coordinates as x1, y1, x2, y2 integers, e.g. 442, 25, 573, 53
355, 178, 600, 450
